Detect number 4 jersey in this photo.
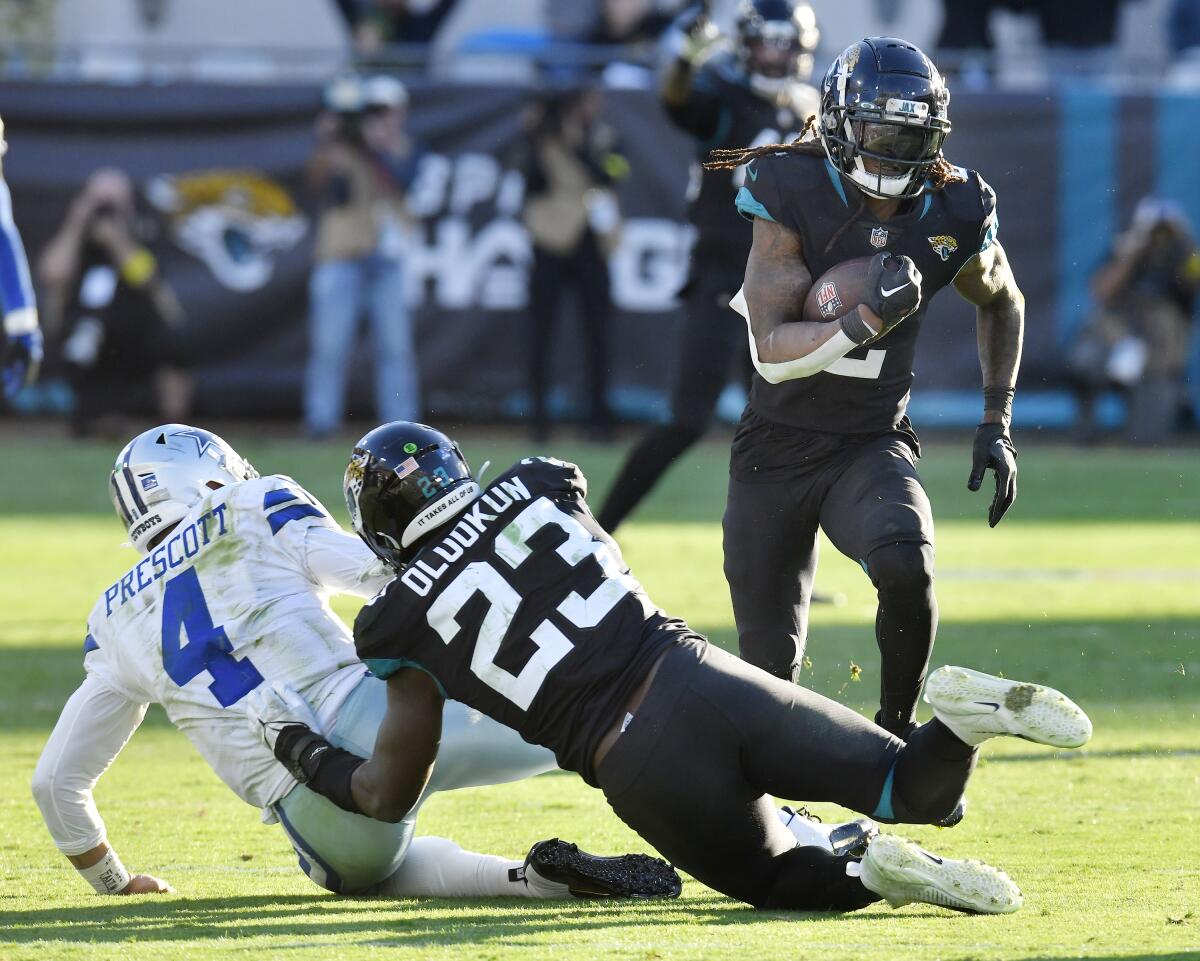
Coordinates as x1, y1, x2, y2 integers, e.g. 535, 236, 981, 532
354, 457, 686, 787
81, 475, 389, 809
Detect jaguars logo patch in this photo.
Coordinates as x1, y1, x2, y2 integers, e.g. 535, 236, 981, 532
816, 282, 842, 318
928, 235, 958, 262
146, 170, 307, 292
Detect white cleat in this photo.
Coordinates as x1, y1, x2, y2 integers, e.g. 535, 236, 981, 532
858, 834, 1022, 915
923, 666, 1093, 749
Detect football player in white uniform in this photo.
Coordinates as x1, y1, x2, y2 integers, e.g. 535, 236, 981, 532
0, 114, 42, 400
32, 425, 684, 899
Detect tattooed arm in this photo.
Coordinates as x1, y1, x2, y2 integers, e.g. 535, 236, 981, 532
737, 217, 885, 382
953, 240, 1023, 526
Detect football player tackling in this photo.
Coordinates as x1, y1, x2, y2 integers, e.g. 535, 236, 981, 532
33, 425, 680, 899
703, 38, 1023, 747
252, 421, 1091, 914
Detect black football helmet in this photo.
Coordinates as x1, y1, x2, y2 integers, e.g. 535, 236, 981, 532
344, 421, 478, 570
819, 37, 951, 200
735, 0, 820, 97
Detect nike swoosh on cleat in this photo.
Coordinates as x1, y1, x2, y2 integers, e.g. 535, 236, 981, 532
920, 851, 944, 865
881, 283, 911, 297
973, 701, 1001, 712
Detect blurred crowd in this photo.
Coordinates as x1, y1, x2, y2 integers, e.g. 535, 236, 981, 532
1, 0, 1199, 447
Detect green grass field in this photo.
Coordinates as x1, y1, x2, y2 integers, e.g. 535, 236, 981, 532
1, 427, 1197, 961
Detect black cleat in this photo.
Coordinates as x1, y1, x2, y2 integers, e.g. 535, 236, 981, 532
936, 799, 968, 828
524, 839, 682, 899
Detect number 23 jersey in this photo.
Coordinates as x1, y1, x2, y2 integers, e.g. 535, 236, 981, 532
354, 457, 682, 787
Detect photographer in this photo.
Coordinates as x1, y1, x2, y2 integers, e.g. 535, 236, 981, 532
1069, 197, 1200, 444
512, 82, 627, 442
38, 168, 189, 438
304, 74, 423, 439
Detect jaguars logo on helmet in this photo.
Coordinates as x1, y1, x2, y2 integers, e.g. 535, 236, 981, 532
344, 422, 479, 571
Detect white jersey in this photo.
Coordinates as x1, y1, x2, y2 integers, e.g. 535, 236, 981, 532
35, 475, 393, 853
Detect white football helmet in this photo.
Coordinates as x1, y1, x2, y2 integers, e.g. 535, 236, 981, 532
109, 424, 259, 553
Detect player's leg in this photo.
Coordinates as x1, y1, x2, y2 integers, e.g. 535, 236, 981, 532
574, 232, 613, 436
527, 247, 563, 438
818, 434, 937, 736
597, 267, 743, 531
366, 253, 420, 423
723, 469, 820, 683
304, 258, 365, 437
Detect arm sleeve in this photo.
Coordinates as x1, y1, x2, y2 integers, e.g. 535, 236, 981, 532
734, 155, 788, 226
30, 675, 148, 856
976, 173, 999, 254
303, 524, 394, 598
0, 175, 37, 317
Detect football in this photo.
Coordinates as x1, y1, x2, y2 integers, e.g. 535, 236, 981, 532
801, 256, 875, 323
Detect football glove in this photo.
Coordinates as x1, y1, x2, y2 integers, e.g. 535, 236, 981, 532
2, 307, 42, 400
668, 5, 722, 64
967, 422, 1018, 527
245, 681, 322, 755
863, 253, 922, 335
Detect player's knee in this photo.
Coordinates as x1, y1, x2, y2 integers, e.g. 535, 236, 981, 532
866, 542, 934, 597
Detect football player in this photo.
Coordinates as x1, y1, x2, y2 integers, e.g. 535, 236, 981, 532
0, 114, 42, 401
701, 38, 1023, 746
32, 425, 680, 899
250, 421, 1091, 914
598, 0, 820, 532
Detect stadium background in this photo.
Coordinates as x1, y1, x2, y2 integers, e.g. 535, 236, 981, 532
2, 0, 1199, 430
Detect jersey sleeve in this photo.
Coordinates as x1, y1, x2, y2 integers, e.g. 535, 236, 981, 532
944, 168, 999, 275
352, 580, 417, 681
515, 457, 588, 503
303, 525, 394, 598
734, 152, 789, 227
31, 673, 148, 855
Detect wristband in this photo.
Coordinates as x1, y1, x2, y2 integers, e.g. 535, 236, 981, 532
839, 306, 879, 346
983, 385, 1015, 423
78, 848, 131, 894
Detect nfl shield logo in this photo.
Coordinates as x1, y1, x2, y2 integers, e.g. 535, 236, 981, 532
870, 226, 888, 249
816, 282, 842, 318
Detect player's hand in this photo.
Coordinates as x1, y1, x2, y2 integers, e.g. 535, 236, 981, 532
671, 5, 721, 63
245, 682, 321, 754
968, 422, 1018, 527
120, 874, 174, 895
864, 252, 922, 334
2, 309, 43, 400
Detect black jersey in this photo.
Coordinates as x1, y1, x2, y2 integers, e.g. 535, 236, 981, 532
354, 457, 683, 786
735, 150, 997, 433
667, 56, 817, 256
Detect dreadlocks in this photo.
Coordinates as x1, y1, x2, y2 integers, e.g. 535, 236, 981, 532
702, 113, 966, 191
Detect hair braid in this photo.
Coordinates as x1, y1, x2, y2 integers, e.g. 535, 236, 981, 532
704, 113, 969, 193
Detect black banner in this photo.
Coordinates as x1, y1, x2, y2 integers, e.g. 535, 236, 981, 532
0, 82, 1146, 425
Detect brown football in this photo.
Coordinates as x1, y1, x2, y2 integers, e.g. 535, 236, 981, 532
801, 256, 875, 324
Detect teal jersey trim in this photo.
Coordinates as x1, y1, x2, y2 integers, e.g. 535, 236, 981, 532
698, 105, 734, 154
823, 159, 849, 208
363, 657, 448, 697
919, 191, 932, 220
871, 762, 897, 821
980, 210, 999, 252
735, 186, 776, 223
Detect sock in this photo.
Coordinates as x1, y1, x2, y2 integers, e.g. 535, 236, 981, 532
373, 836, 567, 899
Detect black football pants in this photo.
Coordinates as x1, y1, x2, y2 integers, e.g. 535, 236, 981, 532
597, 258, 748, 532
596, 638, 976, 910
722, 414, 937, 735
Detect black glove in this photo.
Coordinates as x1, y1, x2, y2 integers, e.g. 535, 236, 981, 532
968, 422, 1018, 527
863, 252, 922, 334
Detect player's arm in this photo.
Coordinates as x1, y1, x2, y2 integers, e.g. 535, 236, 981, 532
739, 218, 912, 382
953, 239, 1023, 526
659, 7, 723, 122
303, 524, 394, 598
31, 675, 172, 894
251, 669, 443, 824
0, 147, 42, 399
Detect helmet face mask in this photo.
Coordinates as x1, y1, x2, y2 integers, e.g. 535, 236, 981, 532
344, 422, 478, 571
111, 424, 258, 553
820, 38, 951, 200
